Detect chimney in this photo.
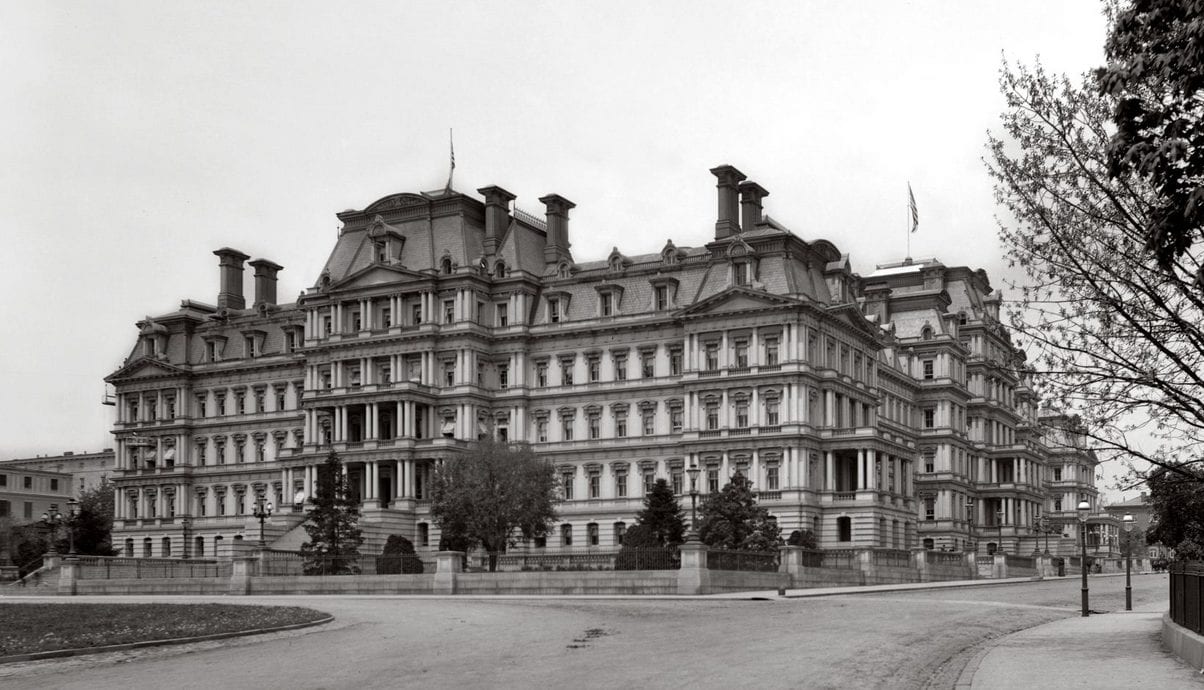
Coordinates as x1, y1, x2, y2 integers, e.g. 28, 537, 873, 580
739, 181, 769, 230
477, 185, 517, 256
710, 164, 747, 239
213, 247, 250, 310
248, 258, 284, 307
539, 194, 576, 265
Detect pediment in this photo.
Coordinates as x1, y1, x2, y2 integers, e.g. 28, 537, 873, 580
827, 303, 883, 338
363, 193, 429, 214
106, 357, 188, 383
680, 288, 799, 317
329, 264, 422, 291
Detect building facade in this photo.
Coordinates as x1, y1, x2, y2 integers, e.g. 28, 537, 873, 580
106, 164, 1100, 560
2, 449, 114, 497
0, 465, 75, 527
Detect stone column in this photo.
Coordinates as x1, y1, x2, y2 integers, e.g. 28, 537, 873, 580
677, 542, 710, 595
434, 551, 463, 594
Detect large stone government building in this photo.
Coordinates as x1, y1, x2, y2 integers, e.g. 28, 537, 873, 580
106, 165, 1104, 560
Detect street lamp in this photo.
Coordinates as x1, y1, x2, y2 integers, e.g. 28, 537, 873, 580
40, 507, 64, 556
686, 463, 701, 542
253, 495, 274, 548
64, 498, 79, 556
966, 499, 975, 554
996, 508, 1004, 555
1038, 514, 1051, 555
1077, 499, 1091, 617
1123, 512, 1134, 611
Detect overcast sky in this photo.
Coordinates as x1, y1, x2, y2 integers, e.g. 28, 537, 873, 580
1, 1, 1111, 477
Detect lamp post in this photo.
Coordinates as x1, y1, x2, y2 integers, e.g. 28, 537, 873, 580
686, 463, 701, 542
65, 498, 79, 556
966, 499, 975, 554
40, 507, 64, 556
1123, 512, 1134, 611
1077, 499, 1090, 617
996, 508, 1004, 554
253, 495, 274, 548
1038, 514, 1051, 555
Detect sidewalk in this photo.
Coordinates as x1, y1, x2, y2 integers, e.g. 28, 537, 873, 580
964, 601, 1202, 688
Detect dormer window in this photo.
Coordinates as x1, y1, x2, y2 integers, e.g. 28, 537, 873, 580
204, 337, 227, 363
245, 336, 257, 358
734, 261, 751, 286
441, 257, 454, 274
241, 330, 266, 358
375, 242, 388, 263
600, 293, 614, 317
655, 286, 668, 310
921, 325, 934, 340
549, 297, 561, 323
494, 261, 506, 278
557, 263, 571, 279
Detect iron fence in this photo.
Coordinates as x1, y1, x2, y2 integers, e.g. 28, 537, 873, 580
1005, 554, 1035, 569
1170, 561, 1204, 634
797, 548, 824, 567
76, 556, 229, 580
926, 550, 964, 566
706, 548, 779, 572
468, 547, 680, 572
822, 549, 858, 570
872, 549, 912, 568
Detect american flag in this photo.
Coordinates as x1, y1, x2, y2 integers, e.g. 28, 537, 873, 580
908, 182, 919, 233
445, 129, 455, 192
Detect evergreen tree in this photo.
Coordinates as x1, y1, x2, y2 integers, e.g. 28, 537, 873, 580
632, 479, 686, 547
300, 451, 364, 575
65, 479, 116, 556
697, 472, 781, 553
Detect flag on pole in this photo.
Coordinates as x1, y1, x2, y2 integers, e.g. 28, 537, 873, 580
908, 182, 919, 233
445, 129, 455, 192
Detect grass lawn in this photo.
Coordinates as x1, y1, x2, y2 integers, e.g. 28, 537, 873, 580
0, 603, 329, 657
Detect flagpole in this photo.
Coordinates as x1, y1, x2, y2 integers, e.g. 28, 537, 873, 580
906, 187, 911, 260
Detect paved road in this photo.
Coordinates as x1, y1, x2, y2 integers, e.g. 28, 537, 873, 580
0, 574, 1175, 689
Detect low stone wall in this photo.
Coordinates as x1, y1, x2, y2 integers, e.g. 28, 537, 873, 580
708, 569, 788, 593
863, 565, 918, 585
74, 577, 229, 595
249, 574, 433, 595
455, 570, 679, 595
1163, 611, 1204, 670
790, 565, 864, 588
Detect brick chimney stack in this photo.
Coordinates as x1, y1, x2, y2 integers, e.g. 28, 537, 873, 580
539, 193, 576, 265
739, 181, 769, 230
248, 258, 284, 307
478, 185, 517, 256
214, 247, 250, 310
710, 164, 747, 239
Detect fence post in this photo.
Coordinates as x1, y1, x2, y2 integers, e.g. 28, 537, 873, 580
993, 553, 1008, 579
964, 551, 978, 579
434, 551, 463, 595
677, 542, 709, 595
912, 548, 929, 583
228, 557, 253, 595
58, 556, 79, 596
779, 546, 803, 588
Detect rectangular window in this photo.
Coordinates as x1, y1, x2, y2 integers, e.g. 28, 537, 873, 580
23, 476, 32, 489
381, 307, 392, 328
765, 338, 779, 366
600, 293, 613, 317
276, 388, 286, 410
616, 473, 627, 497
706, 405, 719, 430
734, 262, 749, 286
245, 336, 257, 358
380, 364, 392, 384
705, 345, 719, 371
496, 304, 508, 327
561, 419, 574, 441
208, 341, 220, 362
255, 390, 265, 413
655, 285, 668, 310
412, 304, 422, 325
536, 420, 548, 443
734, 342, 749, 368
641, 355, 654, 378
669, 349, 682, 376
615, 414, 627, 438
498, 365, 509, 389
736, 403, 749, 428
642, 412, 655, 436
1053, 468, 1062, 481
24, 502, 33, 519
351, 311, 362, 331
166, 396, 176, 418
614, 355, 627, 380
216, 444, 226, 465
444, 362, 456, 387
562, 473, 574, 500
536, 363, 548, 387
589, 475, 600, 499
561, 361, 574, 386
323, 316, 332, 336
587, 523, 599, 546
924, 497, 936, 521
671, 471, 683, 495
561, 524, 573, 546
670, 409, 683, 433
644, 472, 656, 495
50, 478, 59, 491
588, 359, 600, 382
588, 416, 600, 439
235, 393, 246, 415
285, 330, 297, 353
922, 359, 934, 380
707, 469, 719, 493
766, 400, 780, 426
0, 474, 6, 487
766, 466, 779, 491
548, 298, 561, 323
923, 408, 935, 428
197, 395, 207, 418
443, 300, 455, 324
216, 395, 226, 416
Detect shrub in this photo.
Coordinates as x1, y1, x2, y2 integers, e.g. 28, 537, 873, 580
375, 535, 423, 574
787, 529, 818, 549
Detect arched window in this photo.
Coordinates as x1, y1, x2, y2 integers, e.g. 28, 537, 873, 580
214, 534, 224, 557
561, 523, 573, 546
494, 261, 506, 279
124, 538, 134, 558
837, 516, 852, 542
418, 523, 430, 547
162, 537, 172, 557
143, 537, 153, 558
613, 521, 626, 546
558, 263, 571, 279
921, 325, 934, 340
587, 522, 599, 546
194, 536, 205, 557
441, 257, 453, 274
957, 311, 968, 325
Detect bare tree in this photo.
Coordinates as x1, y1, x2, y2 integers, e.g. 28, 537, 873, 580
987, 59, 1204, 481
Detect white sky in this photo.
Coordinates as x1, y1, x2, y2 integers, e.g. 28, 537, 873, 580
0, 1, 1115, 485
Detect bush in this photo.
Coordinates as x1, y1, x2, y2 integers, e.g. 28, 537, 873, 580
614, 525, 676, 570
375, 535, 423, 575
786, 529, 818, 549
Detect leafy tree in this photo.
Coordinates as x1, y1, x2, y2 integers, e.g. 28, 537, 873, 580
1097, 0, 1204, 270
300, 451, 364, 575
988, 59, 1204, 480
697, 472, 781, 552
64, 479, 116, 556
787, 529, 818, 549
1144, 463, 1204, 560
376, 535, 423, 574
632, 479, 686, 546
430, 440, 560, 572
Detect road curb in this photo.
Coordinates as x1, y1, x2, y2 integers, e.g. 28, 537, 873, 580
0, 613, 334, 665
